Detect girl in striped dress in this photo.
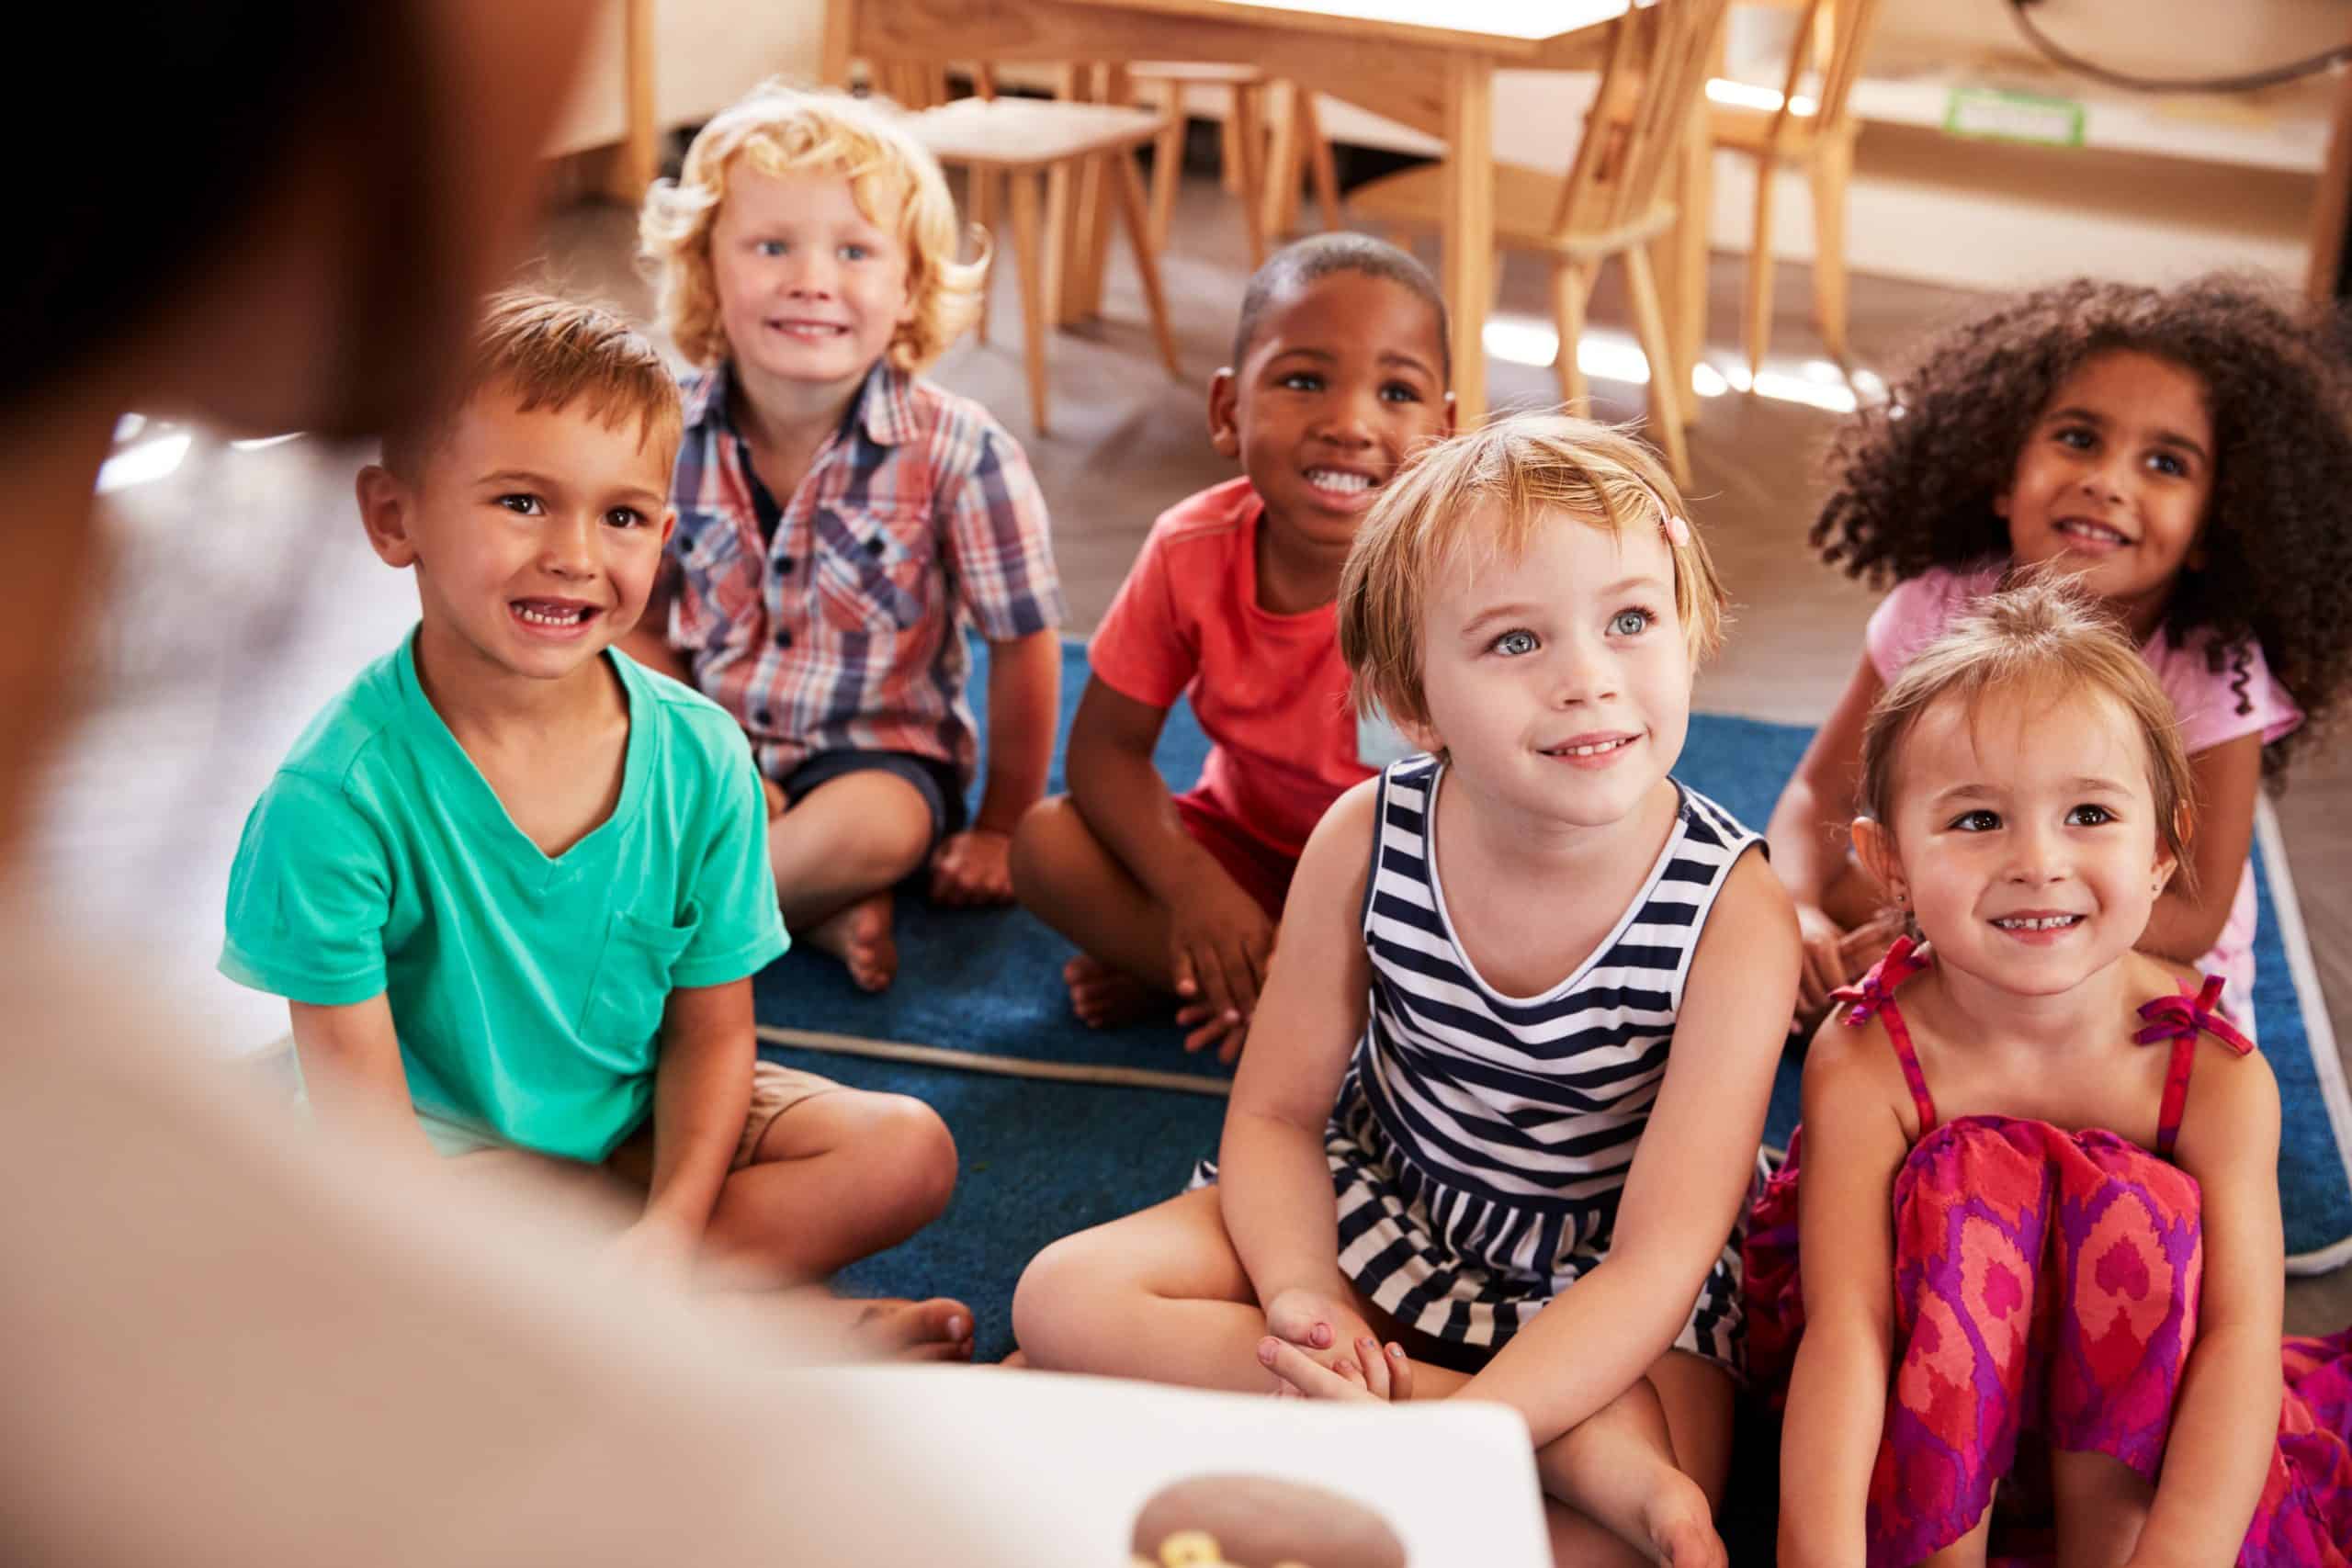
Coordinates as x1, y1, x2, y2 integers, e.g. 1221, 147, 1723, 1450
1015, 417, 1802, 1567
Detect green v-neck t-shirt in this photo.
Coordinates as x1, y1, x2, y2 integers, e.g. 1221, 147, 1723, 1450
220, 631, 789, 1161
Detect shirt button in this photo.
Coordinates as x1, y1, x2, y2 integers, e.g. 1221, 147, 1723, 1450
775, 628, 793, 649
779, 558, 795, 574
753, 708, 773, 728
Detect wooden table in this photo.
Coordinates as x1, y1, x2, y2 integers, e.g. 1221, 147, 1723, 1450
823, 0, 1709, 426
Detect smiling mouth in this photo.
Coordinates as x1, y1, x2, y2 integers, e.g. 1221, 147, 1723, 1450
512, 600, 597, 628
1542, 736, 1636, 758
2054, 518, 2131, 547
1304, 467, 1377, 497
1991, 914, 2084, 931
772, 320, 850, 339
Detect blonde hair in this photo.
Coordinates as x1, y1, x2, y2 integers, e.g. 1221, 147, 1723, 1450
1860, 573, 2196, 882
1337, 414, 1727, 729
379, 289, 682, 478
639, 82, 983, 373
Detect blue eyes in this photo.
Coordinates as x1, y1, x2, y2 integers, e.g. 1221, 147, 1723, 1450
1487, 610, 1653, 657
753, 241, 876, 261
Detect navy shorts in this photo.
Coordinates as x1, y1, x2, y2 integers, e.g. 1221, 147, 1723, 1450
777, 748, 969, 851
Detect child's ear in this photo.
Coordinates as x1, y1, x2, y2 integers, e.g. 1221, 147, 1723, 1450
1850, 817, 1905, 909
1207, 368, 1241, 460
2154, 800, 2194, 895
1438, 389, 1458, 438
657, 504, 678, 555
356, 464, 421, 570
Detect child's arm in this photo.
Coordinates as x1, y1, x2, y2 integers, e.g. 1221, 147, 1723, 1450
1218, 779, 1378, 1359
288, 997, 442, 1171
1451, 854, 1801, 1450
1767, 650, 1887, 1013
1067, 677, 1274, 1055
2130, 1043, 2284, 1568
930, 626, 1059, 906
1776, 1019, 1911, 1568
2139, 732, 2261, 966
622, 977, 759, 1284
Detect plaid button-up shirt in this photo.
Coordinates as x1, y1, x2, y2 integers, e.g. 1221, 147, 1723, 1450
666, 363, 1065, 786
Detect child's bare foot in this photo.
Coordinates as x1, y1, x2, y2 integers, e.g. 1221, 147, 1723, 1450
1637, 1470, 1726, 1568
807, 892, 898, 991
834, 1295, 975, 1362
1063, 953, 1156, 1028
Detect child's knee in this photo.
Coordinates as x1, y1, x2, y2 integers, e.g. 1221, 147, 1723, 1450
863, 1094, 956, 1225
1011, 1230, 1114, 1366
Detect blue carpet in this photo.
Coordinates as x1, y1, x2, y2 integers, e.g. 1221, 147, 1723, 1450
756, 641, 2352, 1359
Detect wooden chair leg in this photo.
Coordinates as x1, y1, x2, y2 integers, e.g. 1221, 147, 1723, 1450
1550, 259, 1593, 414
1114, 152, 1184, 379
1623, 244, 1692, 488
1298, 87, 1342, 231
1231, 83, 1269, 268
1744, 149, 1778, 382
1261, 82, 1302, 240
1043, 159, 1073, 328
969, 167, 994, 345
1808, 135, 1852, 365
1217, 101, 1244, 194
1008, 168, 1051, 434
1149, 84, 1182, 254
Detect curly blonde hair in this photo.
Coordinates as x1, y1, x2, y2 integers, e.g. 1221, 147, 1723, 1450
1338, 414, 1727, 731
639, 83, 984, 373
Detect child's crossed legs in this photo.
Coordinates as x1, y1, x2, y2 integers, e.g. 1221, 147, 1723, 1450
764, 751, 961, 992
1012, 792, 1288, 1058
1013, 1186, 1729, 1566
452, 1069, 970, 1360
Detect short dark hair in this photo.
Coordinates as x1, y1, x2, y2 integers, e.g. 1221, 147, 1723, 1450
1228, 233, 1450, 385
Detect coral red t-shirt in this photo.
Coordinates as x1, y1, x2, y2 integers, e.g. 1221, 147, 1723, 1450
1089, 478, 1373, 861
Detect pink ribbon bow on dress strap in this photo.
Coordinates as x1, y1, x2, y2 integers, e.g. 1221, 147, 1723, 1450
2133, 974, 2255, 1056
1827, 934, 1929, 1027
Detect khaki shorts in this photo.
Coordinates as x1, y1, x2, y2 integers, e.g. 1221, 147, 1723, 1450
411, 1061, 843, 1168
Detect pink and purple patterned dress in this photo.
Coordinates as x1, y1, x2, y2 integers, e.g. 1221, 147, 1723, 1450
1744, 939, 2352, 1566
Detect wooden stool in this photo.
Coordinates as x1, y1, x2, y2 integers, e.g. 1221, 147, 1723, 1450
902, 95, 1183, 435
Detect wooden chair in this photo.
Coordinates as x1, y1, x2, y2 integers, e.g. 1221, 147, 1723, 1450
876, 66, 1183, 436
1709, 0, 1882, 375
1125, 65, 1343, 265
1345, 0, 1733, 484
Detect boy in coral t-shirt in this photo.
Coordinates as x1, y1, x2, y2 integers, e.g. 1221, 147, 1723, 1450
1010, 236, 1453, 1060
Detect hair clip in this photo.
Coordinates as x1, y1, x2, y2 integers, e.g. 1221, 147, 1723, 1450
1662, 513, 1691, 548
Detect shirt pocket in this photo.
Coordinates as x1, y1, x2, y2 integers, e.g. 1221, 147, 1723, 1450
671, 509, 758, 649
810, 503, 935, 636
580, 903, 702, 1053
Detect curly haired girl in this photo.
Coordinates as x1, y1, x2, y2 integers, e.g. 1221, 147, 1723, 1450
1768, 274, 2352, 1028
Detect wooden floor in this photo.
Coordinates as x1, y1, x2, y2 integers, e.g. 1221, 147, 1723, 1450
41, 171, 2352, 1325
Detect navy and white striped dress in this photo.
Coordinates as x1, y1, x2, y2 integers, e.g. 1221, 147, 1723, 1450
1212, 752, 1762, 1370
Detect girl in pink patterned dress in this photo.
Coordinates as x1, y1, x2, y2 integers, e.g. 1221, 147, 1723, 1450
1768, 277, 2352, 1032
1750, 578, 2352, 1568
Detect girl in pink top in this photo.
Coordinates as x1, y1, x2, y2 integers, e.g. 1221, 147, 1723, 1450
1769, 276, 2352, 1031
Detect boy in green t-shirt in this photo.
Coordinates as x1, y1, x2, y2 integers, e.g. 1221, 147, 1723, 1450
222, 292, 969, 1359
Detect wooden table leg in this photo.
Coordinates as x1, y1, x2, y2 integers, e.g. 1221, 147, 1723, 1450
602, 0, 658, 203
1442, 55, 1496, 426
1667, 96, 1711, 426
820, 0, 854, 88
1261, 83, 1300, 246
1009, 168, 1052, 434
1080, 62, 1128, 318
